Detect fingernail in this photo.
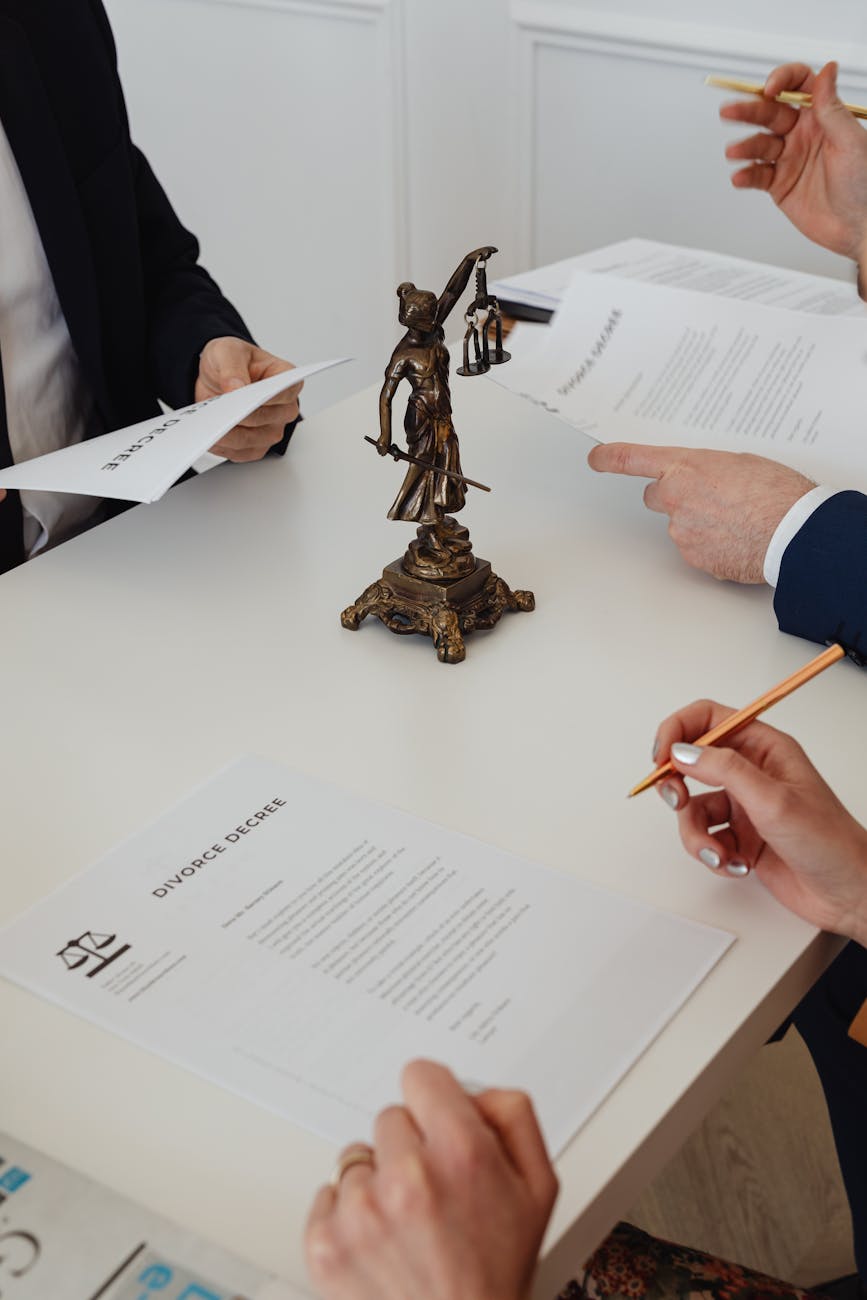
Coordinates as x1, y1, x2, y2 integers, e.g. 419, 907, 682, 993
699, 847, 720, 869
659, 782, 679, 810
671, 742, 702, 766
726, 861, 750, 877
652, 734, 661, 761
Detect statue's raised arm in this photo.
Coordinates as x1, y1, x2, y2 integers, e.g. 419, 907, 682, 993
436, 246, 498, 326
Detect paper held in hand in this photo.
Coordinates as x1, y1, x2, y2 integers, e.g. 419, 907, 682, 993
491, 270, 867, 488
0, 357, 349, 504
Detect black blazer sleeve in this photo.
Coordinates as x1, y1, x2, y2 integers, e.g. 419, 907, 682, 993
774, 491, 867, 665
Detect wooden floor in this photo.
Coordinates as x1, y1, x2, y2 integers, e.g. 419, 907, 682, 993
627, 1028, 855, 1289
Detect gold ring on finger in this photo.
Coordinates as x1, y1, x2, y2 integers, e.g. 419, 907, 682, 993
330, 1144, 375, 1188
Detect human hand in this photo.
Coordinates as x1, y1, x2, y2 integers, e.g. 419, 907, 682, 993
720, 61, 867, 260
305, 1060, 558, 1300
587, 444, 814, 582
0, 489, 6, 505
195, 337, 302, 462
652, 699, 867, 945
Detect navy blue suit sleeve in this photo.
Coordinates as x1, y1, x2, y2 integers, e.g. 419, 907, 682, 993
774, 491, 867, 664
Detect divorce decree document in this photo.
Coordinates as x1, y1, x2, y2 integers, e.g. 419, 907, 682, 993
0, 758, 731, 1155
495, 272, 867, 488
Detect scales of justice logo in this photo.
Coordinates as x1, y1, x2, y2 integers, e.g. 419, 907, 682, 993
56, 931, 131, 978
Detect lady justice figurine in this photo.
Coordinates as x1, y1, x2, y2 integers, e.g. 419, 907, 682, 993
341, 247, 534, 664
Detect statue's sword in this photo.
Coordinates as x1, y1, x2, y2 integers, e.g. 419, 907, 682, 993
364, 436, 491, 492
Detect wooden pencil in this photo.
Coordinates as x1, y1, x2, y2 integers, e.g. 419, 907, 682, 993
706, 74, 867, 121
628, 641, 847, 798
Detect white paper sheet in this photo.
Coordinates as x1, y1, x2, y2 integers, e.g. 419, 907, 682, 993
0, 757, 733, 1156
490, 237, 866, 317
0, 1131, 305, 1300
0, 358, 349, 504
492, 272, 867, 488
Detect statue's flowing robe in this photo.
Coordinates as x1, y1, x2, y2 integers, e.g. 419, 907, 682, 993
387, 337, 466, 523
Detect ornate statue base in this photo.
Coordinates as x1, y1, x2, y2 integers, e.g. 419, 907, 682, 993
341, 523, 534, 664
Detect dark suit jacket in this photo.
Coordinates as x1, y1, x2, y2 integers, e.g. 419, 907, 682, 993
0, 0, 291, 572
775, 490, 867, 665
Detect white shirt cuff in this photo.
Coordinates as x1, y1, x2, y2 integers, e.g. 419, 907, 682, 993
763, 486, 842, 587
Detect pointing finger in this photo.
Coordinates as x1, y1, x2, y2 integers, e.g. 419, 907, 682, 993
587, 442, 679, 479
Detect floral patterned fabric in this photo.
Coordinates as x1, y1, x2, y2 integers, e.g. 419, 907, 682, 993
558, 1221, 825, 1300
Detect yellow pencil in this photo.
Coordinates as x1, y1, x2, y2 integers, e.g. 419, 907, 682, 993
628, 642, 846, 798
706, 74, 867, 121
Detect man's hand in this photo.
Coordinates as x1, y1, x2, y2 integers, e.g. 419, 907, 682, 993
720, 61, 867, 260
587, 444, 814, 583
195, 336, 302, 462
305, 1060, 558, 1300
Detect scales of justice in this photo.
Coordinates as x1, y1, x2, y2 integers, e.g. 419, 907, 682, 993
340, 246, 534, 664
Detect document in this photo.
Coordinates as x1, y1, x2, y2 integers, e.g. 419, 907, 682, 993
493, 272, 867, 487
0, 1130, 304, 1300
0, 758, 732, 1156
0, 358, 348, 504
490, 237, 866, 318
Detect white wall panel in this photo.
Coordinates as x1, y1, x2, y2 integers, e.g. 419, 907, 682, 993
104, 0, 407, 411
399, 0, 517, 289
514, 5, 867, 283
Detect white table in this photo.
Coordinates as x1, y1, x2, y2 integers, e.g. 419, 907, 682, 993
0, 373, 855, 1297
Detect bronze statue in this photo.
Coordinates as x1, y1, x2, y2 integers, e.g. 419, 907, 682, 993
341, 248, 534, 663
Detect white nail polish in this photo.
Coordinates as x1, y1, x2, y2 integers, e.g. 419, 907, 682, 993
660, 783, 679, 810
727, 861, 750, 877
671, 742, 702, 765
699, 847, 720, 869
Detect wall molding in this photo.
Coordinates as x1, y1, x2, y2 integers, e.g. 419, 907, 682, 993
183, 0, 390, 23
386, 0, 411, 278
511, 2, 867, 78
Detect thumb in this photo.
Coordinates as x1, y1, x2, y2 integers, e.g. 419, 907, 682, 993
811, 61, 850, 134
200, 337, 254, 393
670, 741, 784, 828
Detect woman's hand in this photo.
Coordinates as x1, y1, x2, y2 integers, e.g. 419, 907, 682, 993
721, 61, 867, 260
654, 700, 867, 945
305, 1060, 558, 1300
